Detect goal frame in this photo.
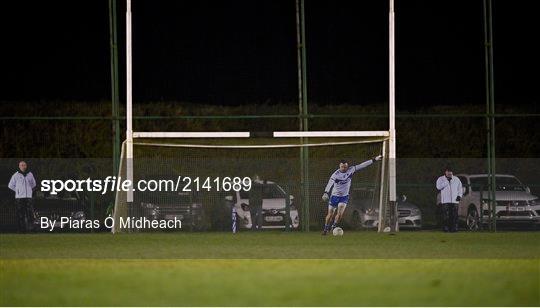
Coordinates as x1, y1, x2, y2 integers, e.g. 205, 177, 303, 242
123, 0, 397, 232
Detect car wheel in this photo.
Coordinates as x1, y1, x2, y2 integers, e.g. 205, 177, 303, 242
350, 211, 362, 230
466, 207, 479, 231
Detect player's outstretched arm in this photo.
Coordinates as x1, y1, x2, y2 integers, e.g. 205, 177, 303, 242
352, 155, 382, 172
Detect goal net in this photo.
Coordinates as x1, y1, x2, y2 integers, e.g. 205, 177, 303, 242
112, 132, 394, 233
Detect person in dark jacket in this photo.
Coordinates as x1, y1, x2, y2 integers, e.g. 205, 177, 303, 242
250, 179, 264, 231
8, 161, 37, 232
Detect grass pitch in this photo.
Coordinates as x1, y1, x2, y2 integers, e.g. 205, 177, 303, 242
1, 231, 539, 306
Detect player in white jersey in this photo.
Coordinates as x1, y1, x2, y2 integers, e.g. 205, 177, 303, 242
321, 155, 382, 235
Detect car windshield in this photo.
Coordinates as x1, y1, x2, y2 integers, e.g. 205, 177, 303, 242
240, 184, 284, 199
39, 190, 79, 200
470, 176, 525, 191
351, 190, 376, 200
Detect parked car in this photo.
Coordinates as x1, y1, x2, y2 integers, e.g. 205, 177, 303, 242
439, 174, 540, 230
0, 186, 17, 231
138, 190, 205, 231
31, 190, 88, 231
343, 188, 422, 230
224, 180, 299, 230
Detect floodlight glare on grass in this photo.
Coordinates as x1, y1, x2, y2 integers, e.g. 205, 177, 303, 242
113, 0, 397, 233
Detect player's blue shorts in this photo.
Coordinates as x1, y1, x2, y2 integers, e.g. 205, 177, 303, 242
329, 195, 349, 207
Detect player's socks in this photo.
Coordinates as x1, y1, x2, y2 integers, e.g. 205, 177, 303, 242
322, 224, 329, 235
324, 224, 330, 231
331, 222, 337, 230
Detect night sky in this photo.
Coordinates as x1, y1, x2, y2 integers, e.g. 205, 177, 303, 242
1, 0, 538, 109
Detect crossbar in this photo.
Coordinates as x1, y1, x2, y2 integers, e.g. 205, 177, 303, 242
133, 131, 390, 139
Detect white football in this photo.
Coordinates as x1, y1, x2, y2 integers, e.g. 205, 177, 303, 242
332, 227, 344, 236
383, 226, 391, 232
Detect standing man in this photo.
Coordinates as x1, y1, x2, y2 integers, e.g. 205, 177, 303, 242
436, 166, 463, 232
8, 161, 37, 232
321, 155, 382, 235
250, 181, 264, 231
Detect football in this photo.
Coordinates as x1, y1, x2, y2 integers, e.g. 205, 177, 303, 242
332, 227, 344, 236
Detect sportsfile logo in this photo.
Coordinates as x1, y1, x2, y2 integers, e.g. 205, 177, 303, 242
41, 176, 135, 195
40, 176, 252, 195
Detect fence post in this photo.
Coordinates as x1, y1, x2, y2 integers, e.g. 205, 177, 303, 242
109, 0, 121, 176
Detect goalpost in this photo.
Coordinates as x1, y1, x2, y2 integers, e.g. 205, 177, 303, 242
113, 0, 397, 233
113, 133, 391, 233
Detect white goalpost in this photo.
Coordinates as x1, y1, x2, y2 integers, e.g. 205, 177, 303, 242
133, 131, 389, 139
116, 0, 397, 233
125, 0, 134, 211
387, 0, 398, 232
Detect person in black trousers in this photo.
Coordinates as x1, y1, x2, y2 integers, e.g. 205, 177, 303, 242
250, 181, 264, 231
8, 161, 37, 232
436, 166, 463, 232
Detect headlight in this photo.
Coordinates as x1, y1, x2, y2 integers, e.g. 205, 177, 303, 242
365, 208, 378, 215
529, 199, 538, 206
410, 208, 421, 216
141, 202, 155, 209
150, 209, 160, 218
72, 211, 85, 220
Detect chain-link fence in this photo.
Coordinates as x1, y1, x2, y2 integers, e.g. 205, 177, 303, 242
1, 104, 539, 232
